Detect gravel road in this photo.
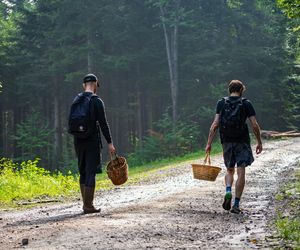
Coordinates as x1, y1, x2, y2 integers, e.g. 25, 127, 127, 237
1, 138, 299, 249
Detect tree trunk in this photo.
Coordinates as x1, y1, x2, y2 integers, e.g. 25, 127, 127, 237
136, 62, 143, 148
172, 2, 179, 126
2, 110, 14, 158
87, 30, 92, 72
53, 77, 62, 169
159, 0, 180, 130
147, 96, 153, 131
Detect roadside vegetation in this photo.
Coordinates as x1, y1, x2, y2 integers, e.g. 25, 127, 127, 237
0, 143, 222, 207
0, 158, 78, 206
274, 165, 300, 249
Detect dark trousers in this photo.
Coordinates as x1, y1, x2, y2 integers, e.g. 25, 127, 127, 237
74, 138, 102, 187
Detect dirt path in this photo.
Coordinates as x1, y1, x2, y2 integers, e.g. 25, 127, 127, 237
1, 138, 300, 249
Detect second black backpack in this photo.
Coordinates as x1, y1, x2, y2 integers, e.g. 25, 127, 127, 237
219, 97, 247, 138
68, 93, 97, 139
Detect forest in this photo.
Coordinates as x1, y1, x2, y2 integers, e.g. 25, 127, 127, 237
0, 0, 299, 171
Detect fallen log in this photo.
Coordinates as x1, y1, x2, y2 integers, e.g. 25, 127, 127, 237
147, 129, 163, 140
261, 130, 300, 139
269, 133, 300, 138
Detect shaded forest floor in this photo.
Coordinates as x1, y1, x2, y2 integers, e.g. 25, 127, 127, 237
1, 138, 300, 249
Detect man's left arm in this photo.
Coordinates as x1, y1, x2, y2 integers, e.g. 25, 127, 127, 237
249, 116, 263, 154
245, 100, 262, 154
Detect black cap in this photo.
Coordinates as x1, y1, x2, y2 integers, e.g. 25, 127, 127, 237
83, 74, 99, 86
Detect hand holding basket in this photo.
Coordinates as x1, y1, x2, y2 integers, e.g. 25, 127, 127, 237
107, 153, 128, 185
191, 153, 221, 181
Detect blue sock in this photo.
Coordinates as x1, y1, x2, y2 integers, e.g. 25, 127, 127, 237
226, 186, 232, 193
234, 197, 240, 207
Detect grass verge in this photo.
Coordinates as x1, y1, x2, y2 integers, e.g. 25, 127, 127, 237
0, 142, 223, 208
274, 165, 300, 249
0, 158, 78, 207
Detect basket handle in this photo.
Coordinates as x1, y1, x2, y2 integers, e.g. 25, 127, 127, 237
110, 152, 120, 167
110, 152, 117, 161
204, 153, 211, 165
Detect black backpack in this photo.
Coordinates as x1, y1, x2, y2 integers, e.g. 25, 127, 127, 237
219, 97, 247, 138
68, 93, 97, 138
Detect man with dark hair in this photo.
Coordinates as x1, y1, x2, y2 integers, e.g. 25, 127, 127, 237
69, 73, 115, 214
205, 80, 262, 214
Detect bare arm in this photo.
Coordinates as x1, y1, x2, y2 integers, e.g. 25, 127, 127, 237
249, 116, 263, 154
205, 114, 220, 153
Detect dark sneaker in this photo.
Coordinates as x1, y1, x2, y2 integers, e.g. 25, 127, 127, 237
230, 205, 241, 214
222, 192, 232, 211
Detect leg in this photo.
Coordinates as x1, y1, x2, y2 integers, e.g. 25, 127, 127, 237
236, 167, 246, 199
230, 167, 245, 214
74, 139, 86, 205
222, 168, 235, 211
231, 143, 252, 213
83, 172, 100, 214
225, 167, 235, 188
234, 143, 252, 200
80, 183, 85, 202
222, 143, 236, 211
79, 160, 86, 203
222, 143, 236, 186
83, 141, 101, 214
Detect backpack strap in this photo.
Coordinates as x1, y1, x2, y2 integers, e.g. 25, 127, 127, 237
219, 97, 228, 114
237, 98, 247, 109
224, 96, 246, 104
220, 96, 245, 114
72, 93, 83, 103
84, 93, 97, 100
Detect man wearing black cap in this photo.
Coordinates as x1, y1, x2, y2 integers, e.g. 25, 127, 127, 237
71, 73, 115, 214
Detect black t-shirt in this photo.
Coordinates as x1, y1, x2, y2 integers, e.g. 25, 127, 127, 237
216, 96, 256, 143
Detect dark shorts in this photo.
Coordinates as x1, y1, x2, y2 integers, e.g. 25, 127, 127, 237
222, 142, 254, 168
74, 138, 102, 186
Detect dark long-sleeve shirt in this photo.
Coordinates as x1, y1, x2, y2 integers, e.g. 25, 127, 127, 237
74, 92, 112, 146
91, 97, 112, 144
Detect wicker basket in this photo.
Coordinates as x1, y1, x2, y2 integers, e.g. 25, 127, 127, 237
191, 153, 221, 181
107, 154, 128, 186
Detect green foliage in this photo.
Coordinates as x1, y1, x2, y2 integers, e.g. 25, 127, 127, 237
282, 76, 300, 129
128, 113, 204, 165
276, 216, 300, 247
277, 0, 300, 31
275, 168, 300, 248
13, 111, 53, 161
0, 2, 20, 78
277, 0, 300, 18
0, 158, 78, 205
0, 0, 299, 171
